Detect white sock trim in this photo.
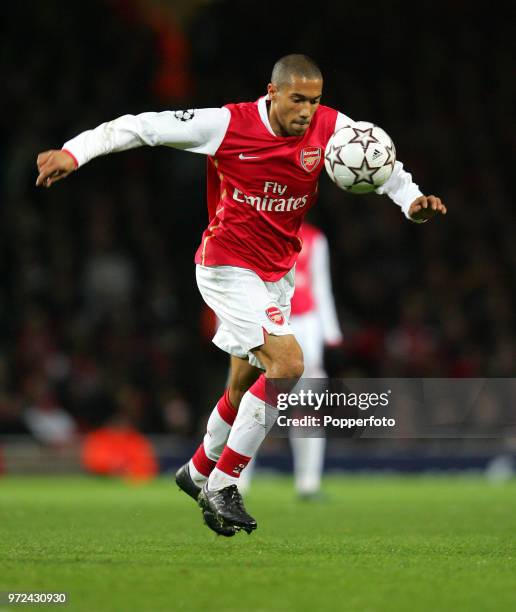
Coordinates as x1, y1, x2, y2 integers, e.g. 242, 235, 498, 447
188, 459, 208, 487
207, 467, 239, 491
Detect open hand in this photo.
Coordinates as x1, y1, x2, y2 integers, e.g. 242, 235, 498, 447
408, 195, 447, 221
36, 150, 77, 188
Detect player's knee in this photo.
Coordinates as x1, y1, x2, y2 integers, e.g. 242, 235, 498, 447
269, 357, 304, 380
291, 359, 305, 379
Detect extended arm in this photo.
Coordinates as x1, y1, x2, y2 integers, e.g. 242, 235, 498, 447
36, 108, 231, 187
335, 113, 447, 222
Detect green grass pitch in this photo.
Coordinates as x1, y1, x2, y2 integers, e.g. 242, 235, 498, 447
1, 475, 515, 611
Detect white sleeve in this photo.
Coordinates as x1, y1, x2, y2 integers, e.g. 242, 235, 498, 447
62, 107, 231, 167
375, 160, 424, 221
335, 112, 424, 222
310, 234, 343, 345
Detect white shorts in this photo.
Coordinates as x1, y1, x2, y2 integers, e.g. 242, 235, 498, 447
196, 264, 295, 369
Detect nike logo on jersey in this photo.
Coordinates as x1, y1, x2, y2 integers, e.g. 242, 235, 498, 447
239, 153, 261, 160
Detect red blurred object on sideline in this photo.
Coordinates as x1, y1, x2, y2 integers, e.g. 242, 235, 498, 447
82, 425, 158, 481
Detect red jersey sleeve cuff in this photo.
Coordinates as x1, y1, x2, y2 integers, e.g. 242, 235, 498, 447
61, 149, 79, 168
325, 339, 343, 348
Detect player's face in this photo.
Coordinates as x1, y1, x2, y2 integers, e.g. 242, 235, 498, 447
268, 77, 323, 137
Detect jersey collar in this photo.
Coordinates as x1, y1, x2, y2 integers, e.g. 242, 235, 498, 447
258, 95, 277, 137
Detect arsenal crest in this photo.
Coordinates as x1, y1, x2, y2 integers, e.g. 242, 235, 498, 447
300, 147, 322, 172
266, 306, 285, 325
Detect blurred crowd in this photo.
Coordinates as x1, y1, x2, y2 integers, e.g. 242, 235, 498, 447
0, 0, 513, 444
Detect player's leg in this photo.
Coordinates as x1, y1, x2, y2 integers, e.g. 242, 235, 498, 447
200, 333, 303, 532
194, 263, 299, 533
227, 355, 262, 407
209, 333, 303, 491
226, 358, 260, 495
289, 313, 327, 498
184, 356, 260, 489
176, 356, 260, 536
290, 436, 326, 498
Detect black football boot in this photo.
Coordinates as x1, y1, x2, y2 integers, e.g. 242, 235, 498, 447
198, 484, 257, 535
175, 464, 237, 537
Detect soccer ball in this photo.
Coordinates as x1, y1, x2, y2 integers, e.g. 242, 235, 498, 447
324, 121, 396, 194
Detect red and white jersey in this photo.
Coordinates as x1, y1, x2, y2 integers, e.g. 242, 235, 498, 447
195, 98, 337, 280
62, 97, 423, 280
291, 223, 342, 345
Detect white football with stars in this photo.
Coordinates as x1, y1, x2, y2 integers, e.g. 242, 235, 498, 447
324, 121, 396, 194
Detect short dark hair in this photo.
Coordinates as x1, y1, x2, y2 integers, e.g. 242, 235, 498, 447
271, 54, 322, 87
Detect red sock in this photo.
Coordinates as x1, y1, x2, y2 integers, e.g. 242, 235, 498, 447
191, 442, 216, 477
216, 445, 251, 478
208, 375, 280, 490
190, 389, 237, 478
216, 388, 238, 425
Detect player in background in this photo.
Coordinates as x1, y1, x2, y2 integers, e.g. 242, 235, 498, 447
238, 221, 342, 499
36, 54, 447, 537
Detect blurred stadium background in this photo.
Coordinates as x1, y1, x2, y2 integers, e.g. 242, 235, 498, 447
0, 0, 514, 478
